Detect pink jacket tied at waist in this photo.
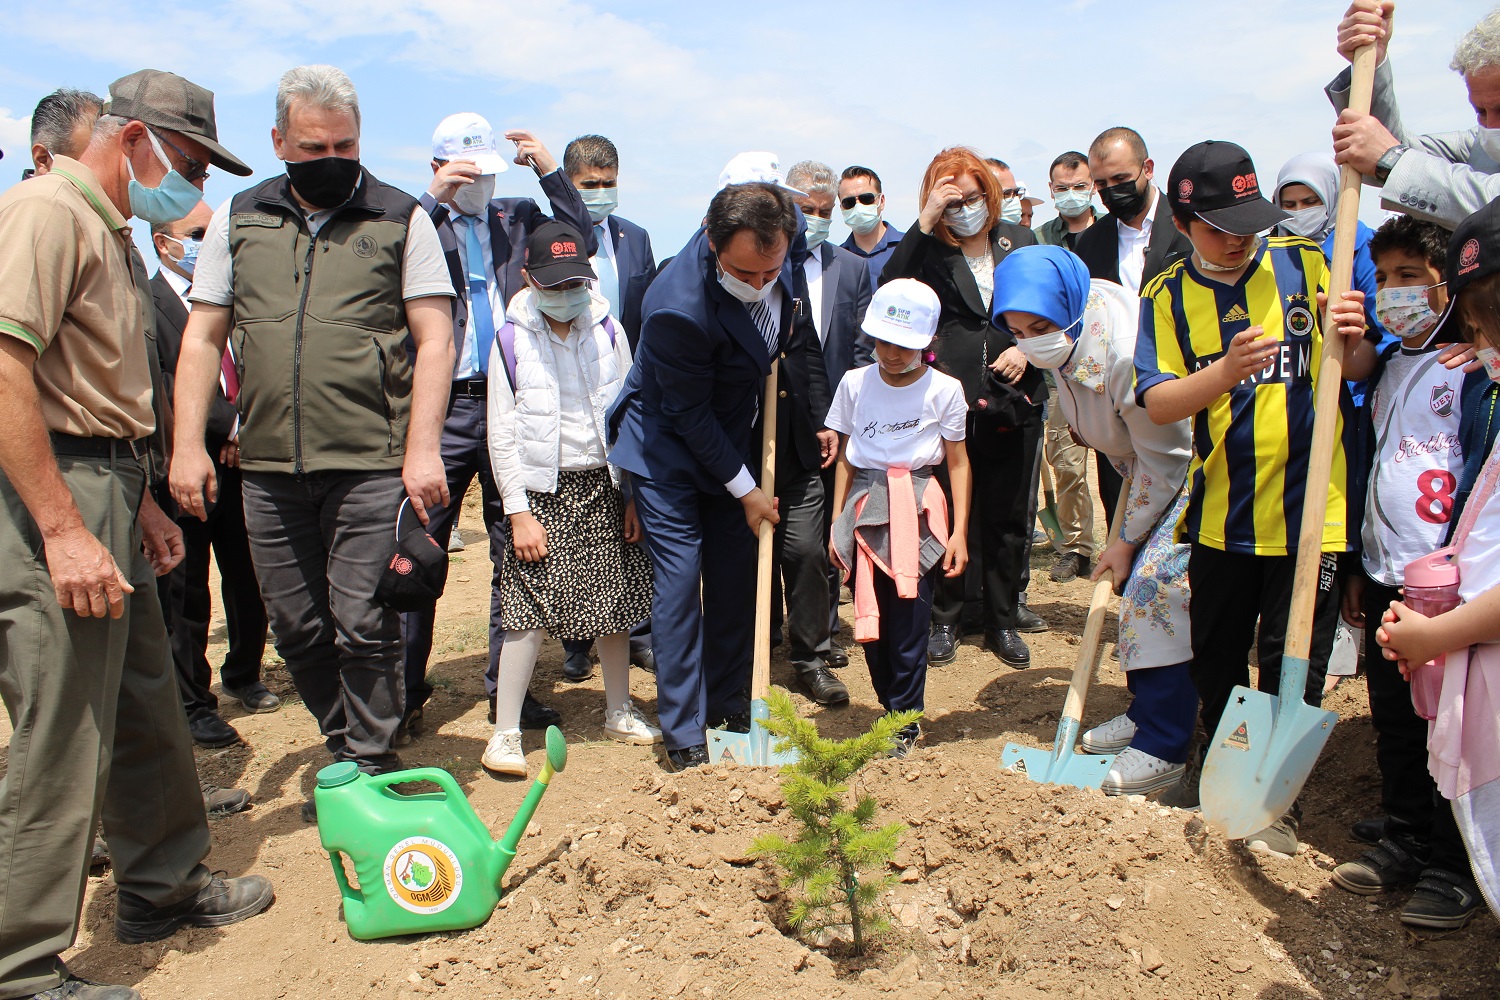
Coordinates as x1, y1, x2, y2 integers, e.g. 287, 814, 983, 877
835, 467, 948, 644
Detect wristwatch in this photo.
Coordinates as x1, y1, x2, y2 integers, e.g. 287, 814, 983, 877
1374, 144, 1409, 184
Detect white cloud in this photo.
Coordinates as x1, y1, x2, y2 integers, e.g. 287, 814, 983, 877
0, 110, 29, 166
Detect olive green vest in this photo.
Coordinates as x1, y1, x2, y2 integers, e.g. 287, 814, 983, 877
228, 171, 418, 474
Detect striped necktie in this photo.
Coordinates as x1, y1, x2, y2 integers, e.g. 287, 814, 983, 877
748, 296, 778, 358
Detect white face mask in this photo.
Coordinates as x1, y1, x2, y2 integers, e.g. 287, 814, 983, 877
944, 200, 989, 238
717, 258, 776, 304
1053, 188, 1092, 219
1477, 345, 1500, 384
1196, 235, 1262, 272
1014, 329, 1077, 369
1478, 124, 1500, 163
999, 197, 1023, 225
534, 284, 592, 323
452, 173, 496, 217
804, 215, 831, 251
1281, 206, 1329, 239
1375, 284, 1443, 345
842, 201, 881, 235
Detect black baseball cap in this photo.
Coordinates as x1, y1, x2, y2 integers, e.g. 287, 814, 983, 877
1428, 199, 1500, 343
373, 499, 449, 612
524, 221, 596, 287
106, 69, 252, 177
1168, 140, 1287, 236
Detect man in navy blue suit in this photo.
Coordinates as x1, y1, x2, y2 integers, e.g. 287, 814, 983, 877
399, 113, 594, 742
608, 154, 800, 771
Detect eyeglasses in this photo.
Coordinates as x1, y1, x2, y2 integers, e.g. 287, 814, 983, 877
150, 127, 209, 183
1001, 187, 1020, 199
1051, 181, 1091, 194
840, 192, 878, 210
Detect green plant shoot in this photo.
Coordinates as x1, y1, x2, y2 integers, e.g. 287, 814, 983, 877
750, 687, 921, 956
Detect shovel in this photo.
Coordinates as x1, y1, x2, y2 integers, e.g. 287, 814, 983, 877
1200, 40, 1377, 840
707, 363, 797, 767
1002, 489, 1129, 789
1037, 461, 1066, 556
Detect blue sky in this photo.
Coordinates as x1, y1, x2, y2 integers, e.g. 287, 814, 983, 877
0, 0, 1487, 264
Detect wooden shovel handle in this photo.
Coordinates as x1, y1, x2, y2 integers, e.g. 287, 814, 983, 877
1059, 482, 1131, 724
1285, 41, 1377, 662
749, 363, 779, 703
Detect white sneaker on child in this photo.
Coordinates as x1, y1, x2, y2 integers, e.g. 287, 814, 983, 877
1081, 713, 1137, 754
604, 702, 663, 745
482, 729, 527, 776
1101, 746, 1185, 796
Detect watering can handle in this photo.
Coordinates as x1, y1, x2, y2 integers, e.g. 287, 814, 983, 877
365, 767, 465, 801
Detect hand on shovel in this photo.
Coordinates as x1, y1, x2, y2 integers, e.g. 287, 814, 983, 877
740, 488, 779, 534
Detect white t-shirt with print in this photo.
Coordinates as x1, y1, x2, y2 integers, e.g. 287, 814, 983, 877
825, 365, 967, 471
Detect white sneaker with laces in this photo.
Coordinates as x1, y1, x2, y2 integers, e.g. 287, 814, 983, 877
1101, 746, 1186, 796
604, 701, 663, 745
482, 729, 526, 776
1081, 713, 1137, 754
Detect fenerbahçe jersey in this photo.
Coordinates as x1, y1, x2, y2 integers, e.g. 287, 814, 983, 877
1134, 236, 1356, 556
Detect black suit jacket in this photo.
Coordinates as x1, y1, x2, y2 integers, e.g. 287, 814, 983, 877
807, 242, 873, 393
604, 214, 657, 350
1072, 189, 1192, 291
150, 270, 238, 449
779, 268, 834, 475
881, 221, 1043, 407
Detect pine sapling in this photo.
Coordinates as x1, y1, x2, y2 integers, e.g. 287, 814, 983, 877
750, 687, 921, 956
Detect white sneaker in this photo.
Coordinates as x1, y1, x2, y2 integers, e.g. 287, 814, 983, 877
1101, 746, 1186, 796
482, 729, 526, 776
604, 701, 663, 745
1081, 713, 1137, 754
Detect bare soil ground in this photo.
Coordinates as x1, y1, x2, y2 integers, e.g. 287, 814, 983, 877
8, 485, 1499, 999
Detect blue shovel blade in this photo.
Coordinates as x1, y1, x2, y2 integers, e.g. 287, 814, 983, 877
707, 700, 799, 767
1201, 684, 1337, 840
1001, 742, 1115, 791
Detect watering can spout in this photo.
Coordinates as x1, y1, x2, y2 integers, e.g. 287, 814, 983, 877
495, 726, 569, 891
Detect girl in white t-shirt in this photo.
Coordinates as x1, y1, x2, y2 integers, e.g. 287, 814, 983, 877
827, 279, 970, 758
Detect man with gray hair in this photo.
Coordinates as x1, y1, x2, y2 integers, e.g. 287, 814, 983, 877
170, 64, 456, 808
27, 88, 102, 177
1329, 1, 1500, 229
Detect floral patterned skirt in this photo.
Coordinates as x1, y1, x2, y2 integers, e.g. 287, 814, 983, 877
1117, 480, 1193, 671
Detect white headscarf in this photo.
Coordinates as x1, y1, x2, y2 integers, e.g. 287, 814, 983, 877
1275, 152, 1341, 243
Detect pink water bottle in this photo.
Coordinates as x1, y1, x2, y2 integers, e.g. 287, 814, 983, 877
1401, 547, 1462, 721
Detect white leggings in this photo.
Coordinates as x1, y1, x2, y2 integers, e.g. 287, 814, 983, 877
493, 629, 631, 732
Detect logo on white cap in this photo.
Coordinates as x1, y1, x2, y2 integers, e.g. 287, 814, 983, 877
431, 112, 508, 175
717, 152, 804, 195
862, 279, 940, 350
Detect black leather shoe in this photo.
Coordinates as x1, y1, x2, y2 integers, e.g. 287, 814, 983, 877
223, 681, 280, 713
984, 629, 1031, 668
927, 623, 959, 667
563, 649, 594, 682
1014, 603, 1049, 634
1351, 816, 1388, 844
116, 873, 274, 943
30, 975, 140, 999
630, 643, 657, 674
666, 744, 710, 772
519, 691, 561, 730
714, 711, 751, 734
797, 664, 850, 706
821, 643, 850, 669
187, 707, 240, 748
393, 705, 423, 748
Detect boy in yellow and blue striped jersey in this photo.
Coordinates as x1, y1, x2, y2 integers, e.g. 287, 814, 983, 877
1133, 141, 1376, 854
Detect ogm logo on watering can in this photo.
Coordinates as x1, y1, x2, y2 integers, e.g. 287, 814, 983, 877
384, 836, 463, 914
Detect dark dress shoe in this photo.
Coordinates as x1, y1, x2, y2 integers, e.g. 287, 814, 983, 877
519, 691, 561, 730
985, 629, 1031, 668
487, 693, 496, 725
223, 681, 280, 713
187, 707, 240, 748
927, 623, 959, 666
116, 873, 274, 943
393, 705, 423, 747
1351, 816, 1389, 845
797, 664, 850, 706
563, 648, 594, 681
1015, 604, 1049, 634
31, 975, 139, 999
821, 644, 850, 669
666, 744, 710, 772
630, 643, 657, 674
713, 711, 751, 734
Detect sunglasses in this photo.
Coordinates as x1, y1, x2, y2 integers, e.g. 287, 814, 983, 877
839, 192, 878, 210
151, 127, 209, 183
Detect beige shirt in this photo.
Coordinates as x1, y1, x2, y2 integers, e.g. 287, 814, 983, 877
0, 156, 155, 438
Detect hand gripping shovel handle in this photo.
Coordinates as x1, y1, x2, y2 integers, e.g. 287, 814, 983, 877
749, 362, 779, 704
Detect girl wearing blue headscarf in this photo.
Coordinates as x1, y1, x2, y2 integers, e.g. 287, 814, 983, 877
992, 245, 1198, 797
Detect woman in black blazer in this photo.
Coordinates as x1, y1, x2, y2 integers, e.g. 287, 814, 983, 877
881, 146, 1045, 670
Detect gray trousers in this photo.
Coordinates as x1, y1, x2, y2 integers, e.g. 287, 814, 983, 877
241, 470, 405, 773
0, 452, 210, 998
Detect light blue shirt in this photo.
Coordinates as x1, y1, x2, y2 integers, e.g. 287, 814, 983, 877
452, 210, 507, 380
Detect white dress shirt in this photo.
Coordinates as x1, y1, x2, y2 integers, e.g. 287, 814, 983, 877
1116, 186, 1159, 293
547, 323, 608, 471
723, 282, 783, 499
802, 247, 825, 345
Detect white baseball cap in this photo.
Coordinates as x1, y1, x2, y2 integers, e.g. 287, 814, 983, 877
1017, 182, 1044, 207
861, 279, 941, 350
431, 112, 509, 175
717, 151, 803, 195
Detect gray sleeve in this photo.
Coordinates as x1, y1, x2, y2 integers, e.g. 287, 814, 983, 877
1327, 58, 1418, 145
186, 198, 235, 307
401, 206, 457, 301
1380, 144, 1498, 229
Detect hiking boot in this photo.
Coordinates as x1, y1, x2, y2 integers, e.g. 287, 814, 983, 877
29, 976, 140, 999
519, 691, 561, 730
1245, 812, 1301, 859
1401, 869, 1481, 930
1102, 747, 1185, 796
665, 744, 709, 772
1332, 837, 1429, 895
604, 702, 662, 745
1015, 603, 1049, 634
1050, 552, 1088, 583
222, 682, 280, 713
1351, 816, 1388, 845
187, 707, 240, 748
890, 723, 922, 759
927, 624, 958, 667
796, 663, 850, 706
1081, 713, 1137, 754
201, 784, 252, 817
115, 872, 274, 943
984, 629, 1030, 669
482, 730, 526, 777
1158, 750, 1202, 810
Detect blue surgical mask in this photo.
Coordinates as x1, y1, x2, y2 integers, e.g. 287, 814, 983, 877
842, 201, 881, 236
1053, 188, 1093, 219
535, 284, 593, 323
804, 215, 831, 251
999, 197, 1023, 226
580, 186, 619, 224
127, 129, 201, 225
162, 234, 201, 277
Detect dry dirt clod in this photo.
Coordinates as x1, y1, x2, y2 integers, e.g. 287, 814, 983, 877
1141, 944, 1165, 972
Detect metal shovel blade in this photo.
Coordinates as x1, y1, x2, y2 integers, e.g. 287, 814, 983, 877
1200, 661, 1337, 840
1001, 718, 1116, 791
706, 699, 798, 767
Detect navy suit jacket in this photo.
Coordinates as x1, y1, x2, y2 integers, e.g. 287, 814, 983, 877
807, 242, 873, 393
603, 214, 657, 350
420, 169, 596, 367
609, 227, 798, 494
150, 271, 237, 448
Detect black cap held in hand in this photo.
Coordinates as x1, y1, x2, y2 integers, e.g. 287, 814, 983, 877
107, 69, 252, 176
374, 501, 449, 612
524, 220, 596, 287
1168, 140, 1287, 237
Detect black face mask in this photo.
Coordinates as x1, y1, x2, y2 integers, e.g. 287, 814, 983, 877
285, 156, 361, 209
1099, 174, 1149, 220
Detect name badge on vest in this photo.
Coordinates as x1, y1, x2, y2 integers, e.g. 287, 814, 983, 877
232, 213, 285, 229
